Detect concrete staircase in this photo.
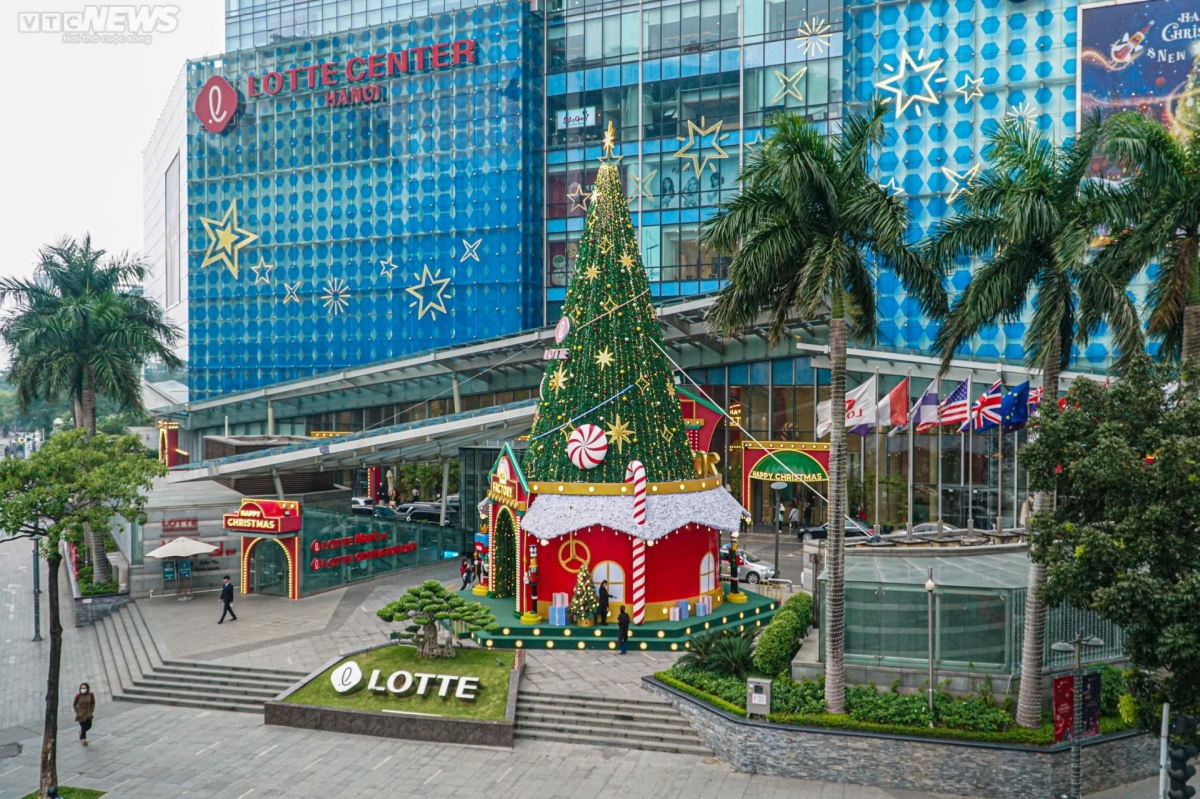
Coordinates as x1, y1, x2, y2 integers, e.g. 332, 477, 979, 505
515, 690, 712, 755
93, 602, 308, 713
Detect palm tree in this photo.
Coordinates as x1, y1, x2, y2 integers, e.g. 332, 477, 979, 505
922, 117, 1139, 728
0, 235, 183, 581
701, 101, 947, 714
1092, 112, 1200, 364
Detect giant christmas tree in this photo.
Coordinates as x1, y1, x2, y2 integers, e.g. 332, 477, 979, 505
522, 163, 696, 484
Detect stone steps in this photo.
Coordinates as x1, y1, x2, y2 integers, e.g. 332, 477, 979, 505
93, 602, 308, 714
514, 690, 712, 756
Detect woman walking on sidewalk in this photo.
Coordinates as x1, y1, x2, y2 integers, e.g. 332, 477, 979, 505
74, 683, 95, 746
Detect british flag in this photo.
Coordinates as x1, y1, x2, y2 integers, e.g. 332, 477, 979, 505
1029, 386, 1043, 411
963, 379, 1005, 433
938, 378, 971, 428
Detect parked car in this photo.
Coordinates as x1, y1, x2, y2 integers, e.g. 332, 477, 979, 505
717, 545, 776, 583
908, 522, 963, 534
350, 496, 375, 515
372, 505, 405, 519
406, 506, 459, 527
796, 518, 877, 541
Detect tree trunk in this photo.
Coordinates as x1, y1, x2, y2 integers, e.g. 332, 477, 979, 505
824, 315, 848, 715
1014, 335, 1060, 728
79, 384, 96, 435
1182, 306, 1200, 368
84, 521, 110, 585
40, 554, 62, 799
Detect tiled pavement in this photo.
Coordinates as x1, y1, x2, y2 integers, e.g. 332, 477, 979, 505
0, 541, 1156, 799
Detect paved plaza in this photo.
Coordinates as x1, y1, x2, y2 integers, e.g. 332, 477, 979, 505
0, 541, 1157, 799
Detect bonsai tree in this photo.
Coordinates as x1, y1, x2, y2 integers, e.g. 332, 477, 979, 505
569, 566, 599, 624
377, 579, 497, 658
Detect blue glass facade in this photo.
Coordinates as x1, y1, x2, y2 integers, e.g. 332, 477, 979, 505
208, 0, 1136, 392
187, 0, 544, 399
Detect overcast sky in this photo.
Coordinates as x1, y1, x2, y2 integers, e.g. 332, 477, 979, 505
0, 1, 224, 283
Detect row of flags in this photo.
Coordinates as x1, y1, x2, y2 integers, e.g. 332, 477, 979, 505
816, 376, 1045, 438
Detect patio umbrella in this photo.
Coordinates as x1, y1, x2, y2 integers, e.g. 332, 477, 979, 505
145, 537, 217, 600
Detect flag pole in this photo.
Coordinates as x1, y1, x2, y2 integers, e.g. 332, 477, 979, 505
966, 375, 974, 534
906, 369, 914, 534
997, 368, 1003, 533
874, 367, 881, 536
1012, 426, 1020, 529
936, 377, 943, 531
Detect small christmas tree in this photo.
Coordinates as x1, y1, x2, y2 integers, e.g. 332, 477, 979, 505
569, 566, 599, 624
377, 580, 498, 658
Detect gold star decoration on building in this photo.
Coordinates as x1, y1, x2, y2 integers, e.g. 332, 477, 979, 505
636, 373, 652, 394
379, 258, 399, 279
321, 278, 351, 316
880, 178, 906, 197
795, 17, 833, 57
1006, 102, 1037, 128
583, 264, 600, 280
594, 348, 615, 370
283, 281, 302, 305
249, 256, 275, 286
940, 162, 983, 203
874, 48, 948, 117
952, 74, 984, 102
771, 67, 808, 104
460, 238, 482, 263
548, 364, 569, 393
598, 119, 621, 163
406, 265, 452, 320
674, 117, 731, 177
605, 414, 635, 455
619, 252, 636, 271
199, 201, 258, 279
743, 130, 766, 153
566, 183, 590, 213
629, 168, 656, 202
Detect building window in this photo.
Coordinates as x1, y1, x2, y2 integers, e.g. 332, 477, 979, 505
592, 560, 625, 602
700, 552, 715, 592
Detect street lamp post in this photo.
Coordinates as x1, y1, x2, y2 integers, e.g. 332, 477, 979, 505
925, 567, 936, 722
1051, 632, 1105, 799
771, 481, 788, 580
31, 533, 43, 642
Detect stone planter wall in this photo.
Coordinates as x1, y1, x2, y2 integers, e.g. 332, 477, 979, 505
61, 539, 129, 627
643, 678, 1157, 799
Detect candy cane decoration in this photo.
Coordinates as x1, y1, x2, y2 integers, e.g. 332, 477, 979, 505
631, 538, 646, 625
625, 460, 647, 527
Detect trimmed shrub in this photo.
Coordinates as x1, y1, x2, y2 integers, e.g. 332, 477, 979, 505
780, 592, 814, 631
752, 609, 804, 676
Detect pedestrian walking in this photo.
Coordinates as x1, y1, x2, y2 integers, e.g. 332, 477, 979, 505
788, 502, 799, 535
597, 580, 610, 625
803, 502, 813, 526
73, 682, 95, 746
218, 574, 237, 623
617, 605, 631, 654
460, 558, 472, 590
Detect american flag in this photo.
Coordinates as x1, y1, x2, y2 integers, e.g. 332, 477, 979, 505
963, 379, 1005, 433
938, 378, 971, 428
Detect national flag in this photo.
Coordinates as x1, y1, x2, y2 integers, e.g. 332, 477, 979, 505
1029, 386, 1043, 412
938, 378, 971, 428
962, 379, 1004, 433
911, 383, 941, 433
817, 376, 877, 438
1000, 381, 1030, 433
852, 377, 910, 435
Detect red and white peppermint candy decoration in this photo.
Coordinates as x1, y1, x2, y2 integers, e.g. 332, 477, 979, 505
567, 424, 608, 470
625, 460, 647, 526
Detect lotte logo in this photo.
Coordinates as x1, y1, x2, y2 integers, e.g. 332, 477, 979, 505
195, 76, 238, 134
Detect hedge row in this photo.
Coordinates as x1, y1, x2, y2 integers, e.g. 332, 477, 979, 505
750, 591, 815, 676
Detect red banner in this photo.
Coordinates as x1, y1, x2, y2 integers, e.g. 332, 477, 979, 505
1053, 675, 1074, 743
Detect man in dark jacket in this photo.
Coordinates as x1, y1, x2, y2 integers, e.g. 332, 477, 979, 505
617, 605, 631, 654
218, 575, 237, 623
597, 580, 610, 625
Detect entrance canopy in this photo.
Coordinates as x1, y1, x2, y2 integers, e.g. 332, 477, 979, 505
748, 448, 829, 483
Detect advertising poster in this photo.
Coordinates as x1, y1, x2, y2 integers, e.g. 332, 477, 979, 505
1081, 672, 1102, 737
1079, 0, 1200, 147
1053, 675, 1074, 743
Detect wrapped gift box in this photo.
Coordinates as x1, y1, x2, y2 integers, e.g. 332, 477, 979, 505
676, 600, 690, 620
669, 607, 680, 621
696, 596, 713, 616
548, 605, 568, 626
552, 592, 569, 607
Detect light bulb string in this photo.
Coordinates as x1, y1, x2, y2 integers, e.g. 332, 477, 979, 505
649, 338, 830, 505
531, 382, 637, 442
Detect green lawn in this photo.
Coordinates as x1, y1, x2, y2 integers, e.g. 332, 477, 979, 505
20, 788, 105, 799
284, 645, 515, 721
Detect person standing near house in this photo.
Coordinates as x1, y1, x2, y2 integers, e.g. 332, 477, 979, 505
616, 605, 631, 654
218, 575, 237, 623
73, 683, 95, 746
411, 487, 421, 503
597, 580, 611, 625
788, 502, 800, 535
460, 558, 472, 590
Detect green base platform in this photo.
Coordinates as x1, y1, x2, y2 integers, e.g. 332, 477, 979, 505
458, 589, 780, 651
